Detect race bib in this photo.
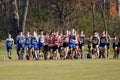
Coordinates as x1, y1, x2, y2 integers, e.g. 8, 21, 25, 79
93, 40, 98, 44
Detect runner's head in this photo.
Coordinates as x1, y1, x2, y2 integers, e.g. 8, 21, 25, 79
114, 34, 118, 40
8, 34, 11, 38
72, 28, 75, 35
102, 30, 105, 36
33, 31, 37, 36
80, 30, 84, 35
19, 31, 23, 36
54, 30, 59, 36
26, 31, 30, 36
93, 31, 97, 36
66, 30, 69, 35
40, 30, 44, 35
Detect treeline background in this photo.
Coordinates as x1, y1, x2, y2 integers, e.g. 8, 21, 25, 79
0, 0, 120, 40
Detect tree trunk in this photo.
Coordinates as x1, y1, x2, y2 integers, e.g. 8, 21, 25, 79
92, 1, 96, 32
20, 0, 29, 34
10, 0, 19, 42
2, 0, 8, 35
118, 0, 120, 17
103, 0, 107, 31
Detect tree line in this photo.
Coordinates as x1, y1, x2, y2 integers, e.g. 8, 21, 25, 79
0, 0, 120, 40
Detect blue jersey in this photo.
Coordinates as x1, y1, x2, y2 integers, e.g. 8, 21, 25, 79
69, 35, 76, 44
31, 35, 39, 50
31, 36, 38, 45
69, 34, 76, 48
6, 38, 14, 49
39, 35, 45, 48
25, 36, 32, 49
17, 35, 25, 48
79, 35, 85, 44
25, 36, 31, 45
92, 36, 99, 45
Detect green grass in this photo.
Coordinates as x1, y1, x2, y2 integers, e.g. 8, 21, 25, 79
0, 60, 120, 80
0, 43, 120, 80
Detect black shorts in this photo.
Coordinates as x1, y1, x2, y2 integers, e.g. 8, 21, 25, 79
48, 46, 53, 51
88, 45, 92, 50
69, 46, 76, 51
59, 46, 63, 51
44, 45, 49, 51
113, 45, 117, 49
92, 43, 98, 49
53, 46, 59, 51
100, 43, 106, 48
79, 43, 84, 49
63, 42, 68, 48
76, 43, 79, 46
106, 43, 110, 49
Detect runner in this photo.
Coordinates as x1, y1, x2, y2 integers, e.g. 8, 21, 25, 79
105, 31, 111, 57
31, 31, 39, 60
99, 31, 107, 58
87, 36, 92, 58
44, 33, 49, 60
62, 30, 69, 59
113, 34, 119, 59
16, 31, 25, 60
68, 29, 76, 59
38, 30, 45, 59
5, 34, 14, 59
92, 31, 100, 58
25, 32, 32, 60
79, 30, 85, 59
48, 34, 54, 59
52, 31, 61, 60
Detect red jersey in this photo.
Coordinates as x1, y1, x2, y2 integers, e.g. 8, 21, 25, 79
48, 37, 53, 48
53, 35, 60, 46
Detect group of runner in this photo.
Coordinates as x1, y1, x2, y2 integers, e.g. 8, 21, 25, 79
5, 29, 120, 60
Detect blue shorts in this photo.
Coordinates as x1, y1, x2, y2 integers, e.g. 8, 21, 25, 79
17, 44, 25, 53
6, 46, 12, 51
32, 44, 39, 50
17, 47, 24, 53
26, 44, 32, 49
17, 43, 25, 49
69, 43, 76, 49
38, 42, 45, 48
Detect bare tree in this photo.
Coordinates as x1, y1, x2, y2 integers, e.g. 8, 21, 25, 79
10, 0, 29, 41
49, 0, 78, 32
20, 0, 29, 34
10, 0, 19, 41
1, 0, 8, 35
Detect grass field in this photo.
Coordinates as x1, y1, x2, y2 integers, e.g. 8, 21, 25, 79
0, 42, 120, 80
